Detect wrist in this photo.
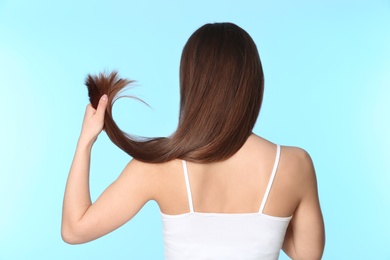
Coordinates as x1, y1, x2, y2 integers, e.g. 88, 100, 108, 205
77, 136, 96, 151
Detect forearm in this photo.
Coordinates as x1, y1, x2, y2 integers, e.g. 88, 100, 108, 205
62, 138, 94, 239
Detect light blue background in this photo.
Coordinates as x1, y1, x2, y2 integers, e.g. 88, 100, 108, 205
1, 0, 389, 259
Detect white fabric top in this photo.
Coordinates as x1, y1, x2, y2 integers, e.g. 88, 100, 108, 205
161, 144, 292, 260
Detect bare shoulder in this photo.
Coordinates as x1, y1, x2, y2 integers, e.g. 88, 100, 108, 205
123, 159, 155, 173
124, 159, 186, 213
281, 146, 314, 171
249, 135, 314, 164
248, 134, 316, 185
121, 158, 181, 200
123, 158, 180, 175
279, 145, 318, 199
249, 133, 313, 160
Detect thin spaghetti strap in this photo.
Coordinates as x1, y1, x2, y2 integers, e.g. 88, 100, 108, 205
259, 144, 281, 213
182, 160, 194, 213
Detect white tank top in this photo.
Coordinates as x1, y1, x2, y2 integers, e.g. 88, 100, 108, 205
161, 144, 292, 260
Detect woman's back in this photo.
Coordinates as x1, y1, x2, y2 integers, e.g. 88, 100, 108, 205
155, 134, 300, 217
146, 134, 321, 259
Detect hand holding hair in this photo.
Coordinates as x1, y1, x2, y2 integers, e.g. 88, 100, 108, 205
79, 94, 108, 146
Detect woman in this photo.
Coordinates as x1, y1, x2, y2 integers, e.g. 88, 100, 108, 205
62, 23, 325, 259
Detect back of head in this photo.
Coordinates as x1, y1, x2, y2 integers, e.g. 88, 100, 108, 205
86, 22, 264, 163
174, 23, 264, 161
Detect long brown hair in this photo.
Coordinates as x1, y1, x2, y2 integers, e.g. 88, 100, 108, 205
86, 23, 264, 163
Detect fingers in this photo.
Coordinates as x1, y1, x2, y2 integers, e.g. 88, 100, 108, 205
84, 95, 108, 120
96, 94, 108, 117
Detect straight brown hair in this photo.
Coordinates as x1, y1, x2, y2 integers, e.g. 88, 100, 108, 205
85, 23, 264, 163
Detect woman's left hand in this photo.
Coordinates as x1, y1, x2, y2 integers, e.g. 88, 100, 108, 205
79, 94, 108, 145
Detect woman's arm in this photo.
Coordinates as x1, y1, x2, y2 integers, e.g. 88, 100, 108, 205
61, 95, 154, 244
282, 149, 325, 259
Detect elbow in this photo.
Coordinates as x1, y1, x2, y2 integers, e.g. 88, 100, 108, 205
292, 246, 325, 260
61, 226, 79, 245
285, 251, 323, 260
61, 223, 86, 245
283, 238, 325, 260
302, 252, 324, 260
62, 234, 78, 245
